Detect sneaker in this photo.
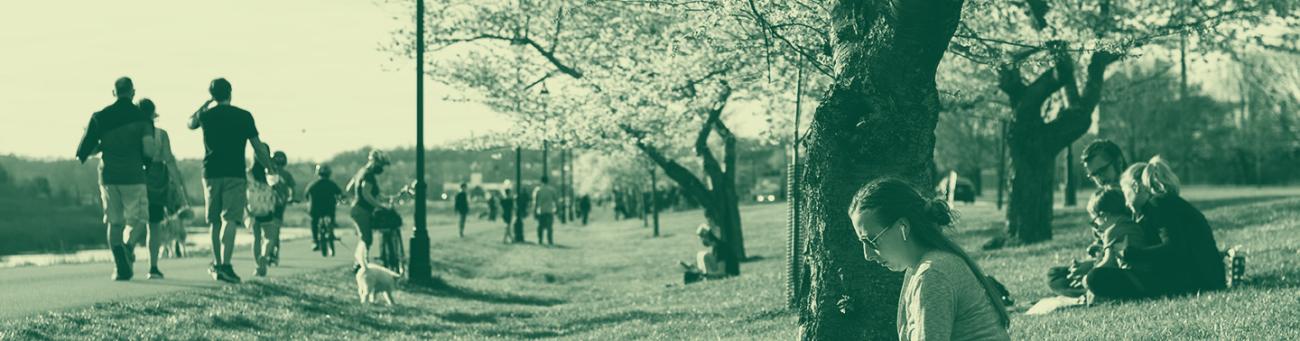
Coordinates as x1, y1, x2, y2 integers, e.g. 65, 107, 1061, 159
215, 265, 241, 284
148, 268, 165, 280
111, 245, 133, 281
208, 263, 220, 280
255, 256, 268, 277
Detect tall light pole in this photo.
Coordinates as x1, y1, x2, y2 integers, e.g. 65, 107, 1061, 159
540, 83, 550, 179
408, 0, 433, 285
559, 144, 567, 224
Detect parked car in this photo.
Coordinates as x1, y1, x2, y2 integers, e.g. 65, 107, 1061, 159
937, 174, 976, 204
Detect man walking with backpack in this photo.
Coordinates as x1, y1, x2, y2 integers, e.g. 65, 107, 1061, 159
188, 78, 276, 283
76, 76, 156, 281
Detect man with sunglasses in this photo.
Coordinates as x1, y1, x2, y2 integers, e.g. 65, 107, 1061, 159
1045, 139, 1130, 298
1082, 139, 1127, 190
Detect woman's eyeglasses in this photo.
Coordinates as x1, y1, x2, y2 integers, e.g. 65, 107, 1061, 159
861, 222, 896, 250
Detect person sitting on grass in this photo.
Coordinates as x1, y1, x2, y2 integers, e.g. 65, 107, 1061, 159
1081, 188, 1151, 301
1045, 139, 1133, 297
680, 223, 730, 284
848, 178, 1010, 341
1119, 156, 1226, 296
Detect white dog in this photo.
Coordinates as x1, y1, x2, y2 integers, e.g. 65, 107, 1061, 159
157, 214, 188, 258
354, 244, 401, 305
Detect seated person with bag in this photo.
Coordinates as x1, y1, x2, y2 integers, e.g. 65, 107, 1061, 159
680, 224, 729, 284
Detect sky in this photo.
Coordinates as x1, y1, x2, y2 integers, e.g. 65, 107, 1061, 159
0, 0, 511, 162
2, 1, 1289, 162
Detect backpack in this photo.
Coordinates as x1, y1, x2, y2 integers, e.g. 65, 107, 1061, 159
247, 180, 276, 217
269, 174, 291, 206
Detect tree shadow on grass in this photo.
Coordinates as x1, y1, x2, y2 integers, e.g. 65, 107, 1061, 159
404, 278, 567, 307
489, 309, 675, 339
210, 314, 262, 331
1243, 269, 1300, 290
436, 310, 536, 325
429, 258, 486, 278
1202, 198, 1300, 232
232, 280, 449, 335
1188, 195, 1297, 212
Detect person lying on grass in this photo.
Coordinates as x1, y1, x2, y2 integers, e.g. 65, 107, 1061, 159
849, 178, 1010, 341
1080, 188, 1152, 301
679, 223, 729, 284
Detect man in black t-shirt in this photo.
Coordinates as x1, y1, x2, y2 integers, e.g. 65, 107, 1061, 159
76, 76, 156, 281
188, 78, 275, 283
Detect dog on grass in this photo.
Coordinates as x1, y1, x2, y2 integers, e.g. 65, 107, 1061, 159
354, 244, 401, 305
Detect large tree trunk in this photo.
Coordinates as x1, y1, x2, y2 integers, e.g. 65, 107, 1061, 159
625, 88, 746, 275
1064, 145, 1077, 207
987, 44, 1117, 248
795, 0, 964, 339
1006, 133, 1057, 243
702, 195, 743, 275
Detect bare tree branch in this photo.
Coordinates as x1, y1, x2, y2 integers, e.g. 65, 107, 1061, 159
743, 0, 832, 76
432, 34, 585, 79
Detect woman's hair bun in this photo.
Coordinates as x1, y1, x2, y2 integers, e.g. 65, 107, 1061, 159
925, 198, 955, 226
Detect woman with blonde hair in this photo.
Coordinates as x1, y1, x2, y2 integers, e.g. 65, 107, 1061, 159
1119, 156, 1225, 296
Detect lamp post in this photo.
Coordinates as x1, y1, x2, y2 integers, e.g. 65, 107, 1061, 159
407, 0, 433, 285
513, 146, 524, 242
540, 83, 550, 179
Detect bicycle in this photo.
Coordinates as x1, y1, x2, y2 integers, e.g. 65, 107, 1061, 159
317, 215, 340, 257
375, 182, 417, 274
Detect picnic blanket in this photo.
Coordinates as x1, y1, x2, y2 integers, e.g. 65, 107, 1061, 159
1025, 296, 1087, 315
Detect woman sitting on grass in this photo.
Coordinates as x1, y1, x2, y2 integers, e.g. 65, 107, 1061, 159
1119, 156, 1226, 296
848, 178, 1010, 341
1081, 189, 1152, 300
679, 223, 729, 284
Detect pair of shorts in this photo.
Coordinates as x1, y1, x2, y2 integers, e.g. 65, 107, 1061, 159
351, 206, 374, 247
204, 177, 247, 226
99, 184, 148, 226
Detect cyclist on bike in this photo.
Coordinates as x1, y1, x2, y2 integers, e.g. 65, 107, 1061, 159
305, 164, 342, 253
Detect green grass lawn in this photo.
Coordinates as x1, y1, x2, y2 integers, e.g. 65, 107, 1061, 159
0, 196, 103, 256
4, 186, 1299, 340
